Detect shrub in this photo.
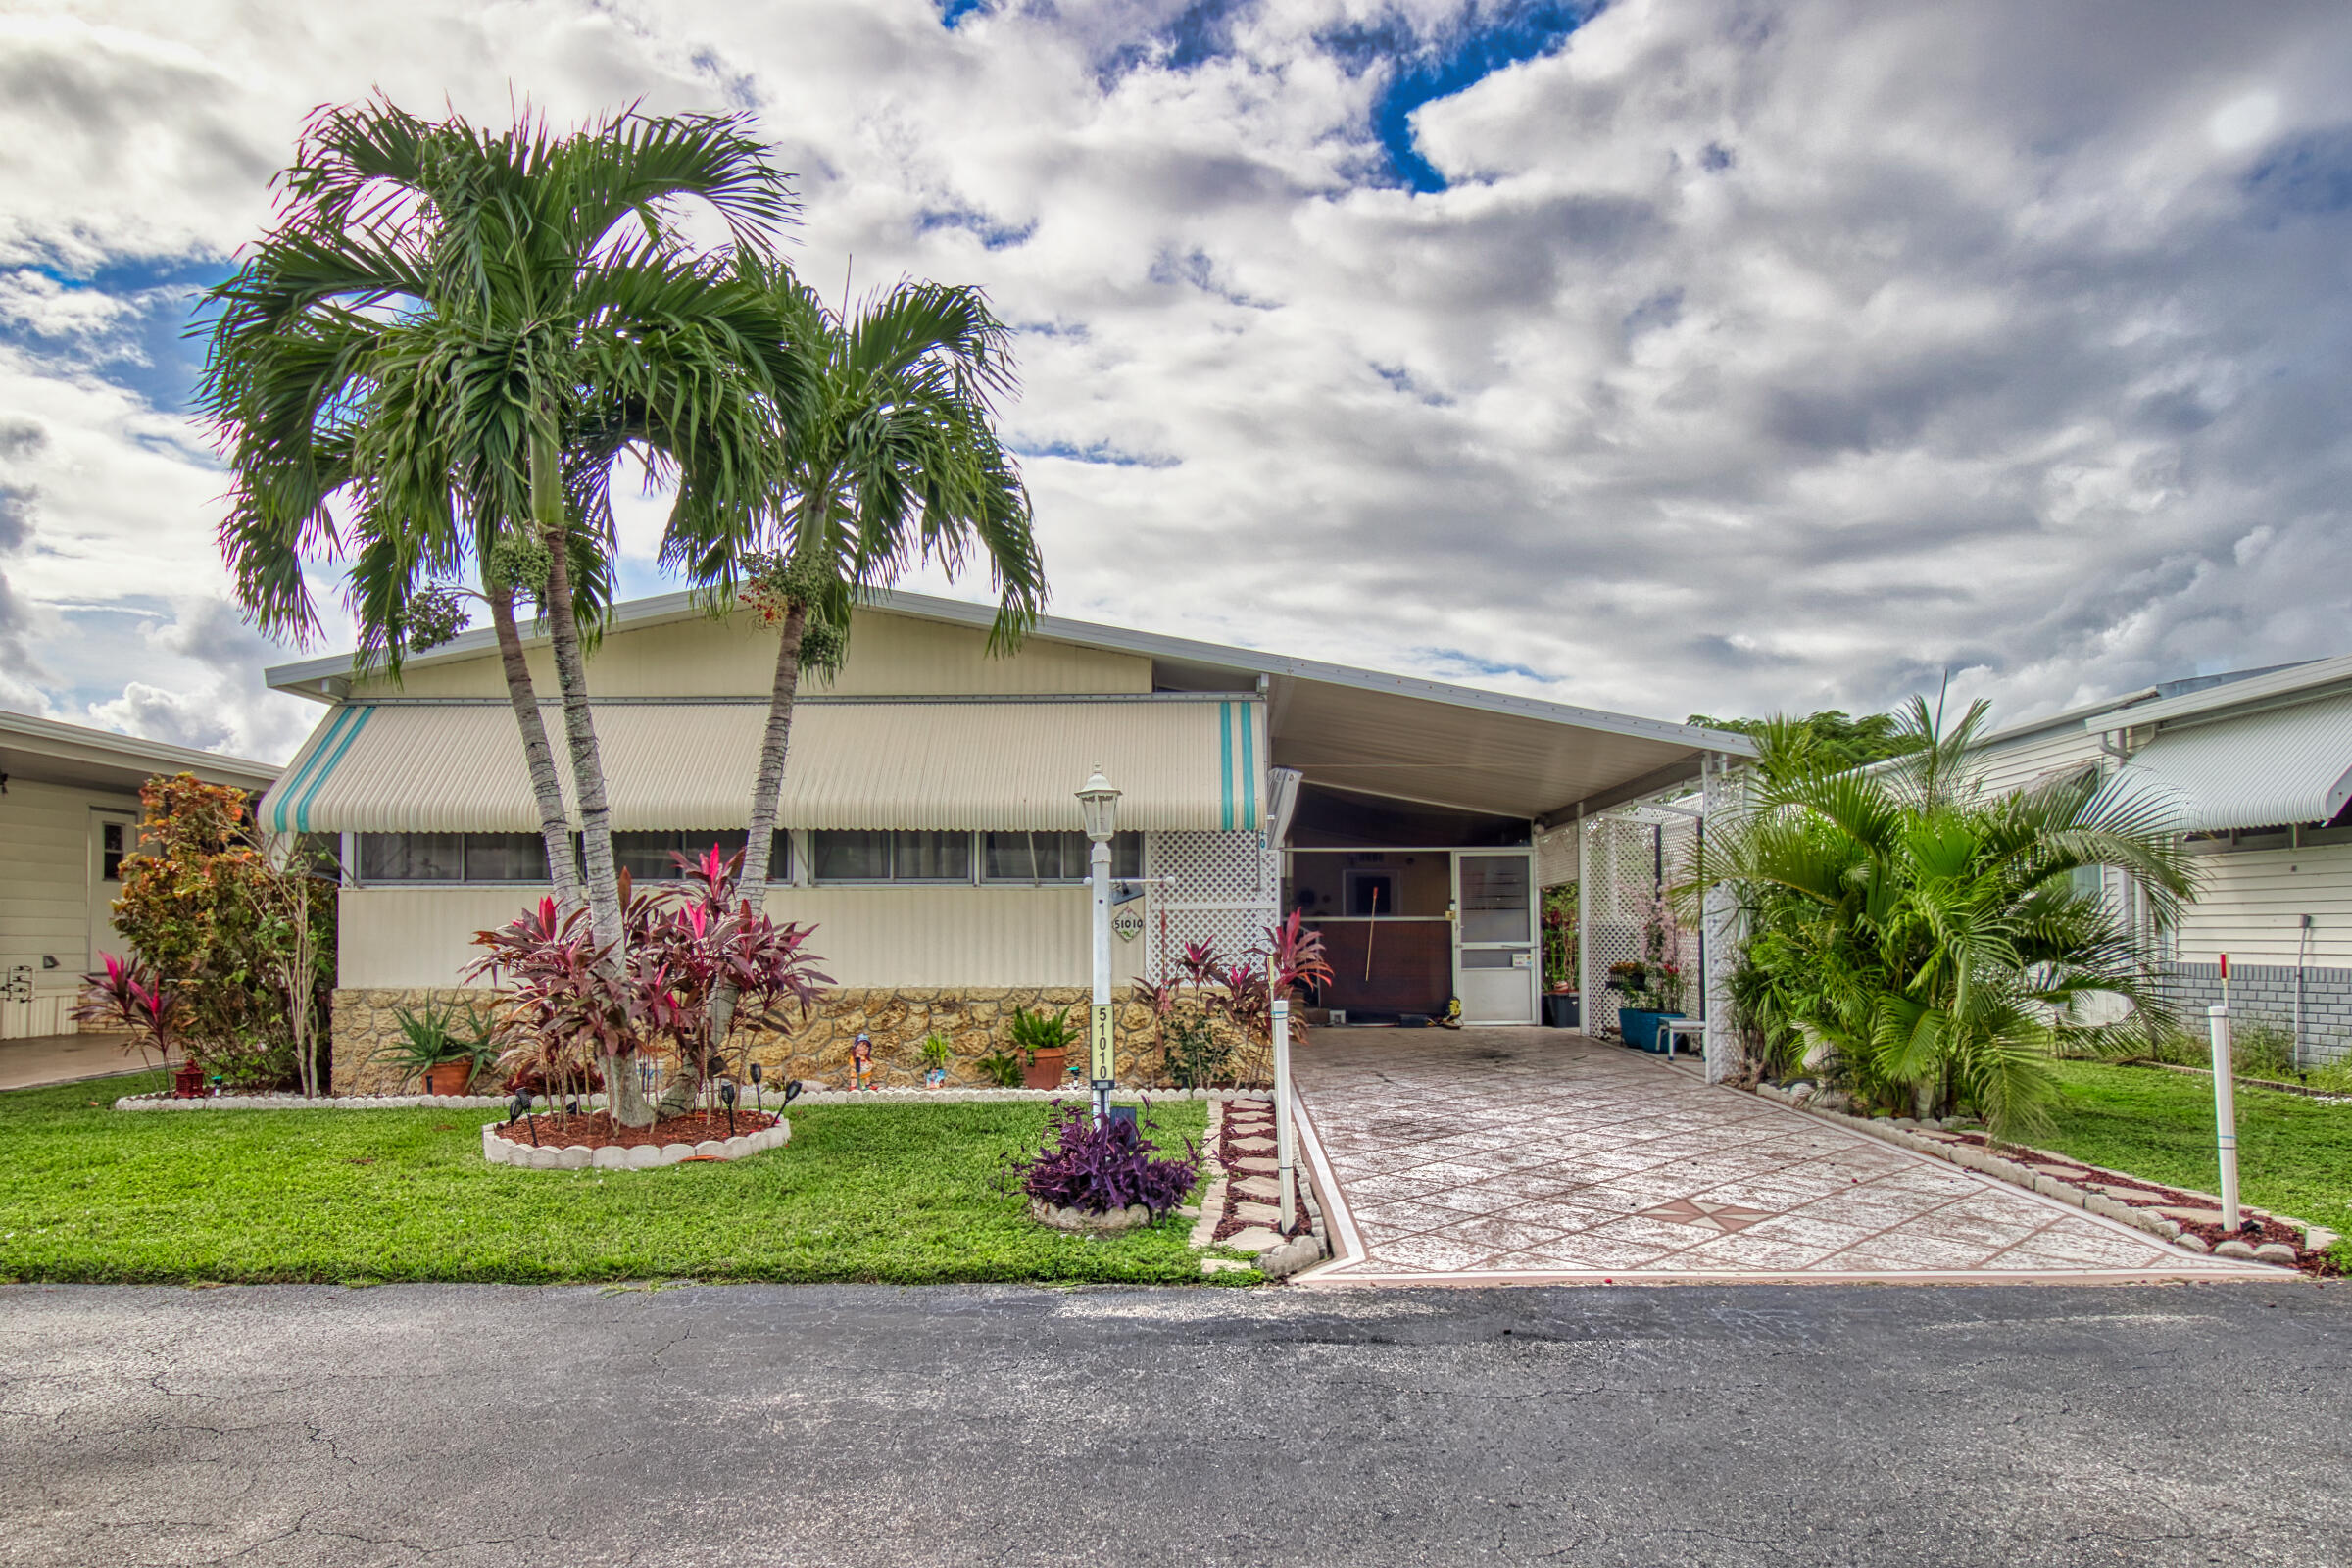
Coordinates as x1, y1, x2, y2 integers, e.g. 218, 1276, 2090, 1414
106, 774, 336, 1093
1006, 1102, 1200, 1216
974, 1049, 1024, 1088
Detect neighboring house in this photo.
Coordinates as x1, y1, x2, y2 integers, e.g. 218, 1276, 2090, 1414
259, 589, 1750, 1090
0, 710, 279, 1040
1972, 658, 2352, 1065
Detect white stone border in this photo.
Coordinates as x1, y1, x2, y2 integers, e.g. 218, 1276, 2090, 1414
116, 1086, 1256, 1112
479, 1117, 790, 1170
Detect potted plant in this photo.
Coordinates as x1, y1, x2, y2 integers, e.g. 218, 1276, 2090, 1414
380, 999, 502, 1094
919, 1031, 953, 1088
1007, 1004, 1078, 1090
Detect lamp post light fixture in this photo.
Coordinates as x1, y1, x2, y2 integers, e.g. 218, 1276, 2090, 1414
1077, 768, 1122, 1127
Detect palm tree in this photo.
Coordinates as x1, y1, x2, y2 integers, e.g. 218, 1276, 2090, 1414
200, 97, 811, 1123
1686, 697, 2197, 1135
668, 271, 1045, 1053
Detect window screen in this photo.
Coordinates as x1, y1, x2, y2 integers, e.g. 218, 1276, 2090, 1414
892, 830, 971, 881
979, 831, 1142, 882
464, 834, 549, 882
359, 833, 464, 881
813, 830, 893, 881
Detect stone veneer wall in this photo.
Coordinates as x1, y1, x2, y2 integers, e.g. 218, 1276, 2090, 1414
2156, 962, 2352, 1067
330, 986, 1246, 1096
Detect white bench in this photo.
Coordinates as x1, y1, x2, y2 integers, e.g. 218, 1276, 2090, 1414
1657, 1018, 1706, 1063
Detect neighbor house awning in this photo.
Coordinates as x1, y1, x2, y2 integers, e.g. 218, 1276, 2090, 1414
259, 697, 1264, 835
2100, 692, 2352, 833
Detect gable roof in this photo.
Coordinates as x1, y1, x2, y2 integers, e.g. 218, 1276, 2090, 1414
0, 708, 279, 795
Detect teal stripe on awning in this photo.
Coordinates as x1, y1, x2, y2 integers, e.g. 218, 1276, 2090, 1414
1218, 702, 1235, 831
1240, 702, 1257, 831
270, 706, 358, 834
293, 706, 375, 834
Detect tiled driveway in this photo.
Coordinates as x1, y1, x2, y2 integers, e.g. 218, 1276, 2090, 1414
1294, 1029, 2276, 1284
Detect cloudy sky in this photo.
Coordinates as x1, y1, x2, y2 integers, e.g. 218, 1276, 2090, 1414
3, 0, 2351, 762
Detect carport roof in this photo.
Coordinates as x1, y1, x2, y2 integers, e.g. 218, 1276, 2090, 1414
265, 588, 1751, 824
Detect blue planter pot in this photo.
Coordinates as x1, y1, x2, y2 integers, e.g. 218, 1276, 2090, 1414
1617, 1007, 1686, 1053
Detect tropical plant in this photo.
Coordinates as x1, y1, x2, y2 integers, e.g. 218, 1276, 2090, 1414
919, 1033, 955, 1072
1159, 1013, 1232, 1090
1685, 709, 1927, 781
378, 998, 505, 1090
1136, 914, 1334, 1086
70, 954, 187, 1078
672, 273, 1045, 1044
465, 849, 831, 1117
1004, 1101, 1200, 1217
1683, 697, 2196, 1136
106, 774, 337, 1091
1541, 882, 1578, 991
974, 1048, 1025, 1089
199, 99, 815, 1120
1006, 1004, 1079, 1064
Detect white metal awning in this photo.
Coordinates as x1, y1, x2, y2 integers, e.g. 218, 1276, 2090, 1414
259, 697, 1264, 835
2102, 692, 2352, 833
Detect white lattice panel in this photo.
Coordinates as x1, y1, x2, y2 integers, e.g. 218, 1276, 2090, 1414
1144, 830, 1278, 979
1578, 811, 1698, 1035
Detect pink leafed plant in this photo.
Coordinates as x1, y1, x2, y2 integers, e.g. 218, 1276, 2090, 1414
71, 953, 186, 1077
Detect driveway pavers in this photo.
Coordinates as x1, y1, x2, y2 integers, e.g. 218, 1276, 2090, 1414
1294, 1027, 2276, 1283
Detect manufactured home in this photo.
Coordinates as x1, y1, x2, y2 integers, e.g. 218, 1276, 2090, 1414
0, 710, 278, 1041
1973, 657, 2352, 1065
259, 591, 1751, 1089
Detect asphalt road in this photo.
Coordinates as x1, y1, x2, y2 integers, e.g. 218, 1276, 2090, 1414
3, 1280, 2345, 1567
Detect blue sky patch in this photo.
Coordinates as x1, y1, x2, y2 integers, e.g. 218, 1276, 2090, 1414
1012, 439, 1181, 468
1415, 646, 1555, 682
1326, 2, 1597, 192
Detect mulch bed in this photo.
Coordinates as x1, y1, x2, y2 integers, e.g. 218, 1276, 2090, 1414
1210, 1103, 1313, 1243
487, 1108, 780, 1151
1944, 1130, 2341, 1277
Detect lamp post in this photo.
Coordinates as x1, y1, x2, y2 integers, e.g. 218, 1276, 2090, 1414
1077, 768, 1122, 1128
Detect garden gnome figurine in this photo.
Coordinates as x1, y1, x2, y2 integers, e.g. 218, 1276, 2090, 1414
851, 1031, 875, 1092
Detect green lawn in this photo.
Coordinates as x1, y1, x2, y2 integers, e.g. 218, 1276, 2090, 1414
2041, 1061, 2352, 1262
0, 1074, 1242, 1286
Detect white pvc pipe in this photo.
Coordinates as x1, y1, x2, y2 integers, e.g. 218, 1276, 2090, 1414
2207, 1004, 2240, 1230
1273, 980, 1296, 1236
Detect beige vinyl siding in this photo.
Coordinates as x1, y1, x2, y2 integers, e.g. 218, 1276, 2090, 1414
352, 607, 1152, 701
336, 885, 1154, 991
0, 777, 138, 1036
2171, 842, 2352, 966
1972, 725, 2110, 799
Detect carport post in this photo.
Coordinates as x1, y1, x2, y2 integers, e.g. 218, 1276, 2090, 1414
2207, 1004, 2241, 1230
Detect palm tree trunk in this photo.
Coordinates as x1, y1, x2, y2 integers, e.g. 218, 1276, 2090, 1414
710, 596, 808, 1031
530, 429, 652, 1126
487, 583, 584, 915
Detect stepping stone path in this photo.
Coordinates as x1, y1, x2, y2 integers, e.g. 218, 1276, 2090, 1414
1187, 1096, 1325, 1279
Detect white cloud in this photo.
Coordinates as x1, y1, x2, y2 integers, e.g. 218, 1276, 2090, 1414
4, 0, 2352, 761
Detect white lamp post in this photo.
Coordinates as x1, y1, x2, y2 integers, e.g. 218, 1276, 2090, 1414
1077, 768, 1122, 1127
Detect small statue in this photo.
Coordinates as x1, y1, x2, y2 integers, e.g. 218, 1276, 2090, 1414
851, 1031, 876, 1092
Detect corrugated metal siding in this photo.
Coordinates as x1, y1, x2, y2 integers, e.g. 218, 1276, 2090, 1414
2172, 842, 2352, 966
2107, 693, 2352, 832
267, 699, 1259, 833
337, 885, 1153, 990
350, 607, 1152, 701
1972, 725, 2109, 799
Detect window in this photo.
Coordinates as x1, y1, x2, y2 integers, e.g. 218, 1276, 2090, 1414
360, 832, 464, 882
811, 830, 973, 882
813, 830, 892, 881
100, 822, 127, 881
979, 831, 1142, 883
465, 834, 549, 883
610, 830, 788, 883
892, 830, 970, 881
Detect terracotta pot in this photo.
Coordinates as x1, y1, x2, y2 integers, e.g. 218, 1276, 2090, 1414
172, 1061, 208, 1099
1021, 1048, 1067, 1091
424, 1060, 473, 1096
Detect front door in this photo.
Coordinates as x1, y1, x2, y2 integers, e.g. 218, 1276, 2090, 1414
89, 811, 136, 972
1453, 852, 1536, 1024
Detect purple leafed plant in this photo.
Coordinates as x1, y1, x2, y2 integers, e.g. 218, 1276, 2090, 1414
1007, 1102, 1200, 1217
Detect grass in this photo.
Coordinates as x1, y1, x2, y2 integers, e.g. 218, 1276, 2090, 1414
2037, 1060, 2352, 1265
0, 1073, 1244, 1287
